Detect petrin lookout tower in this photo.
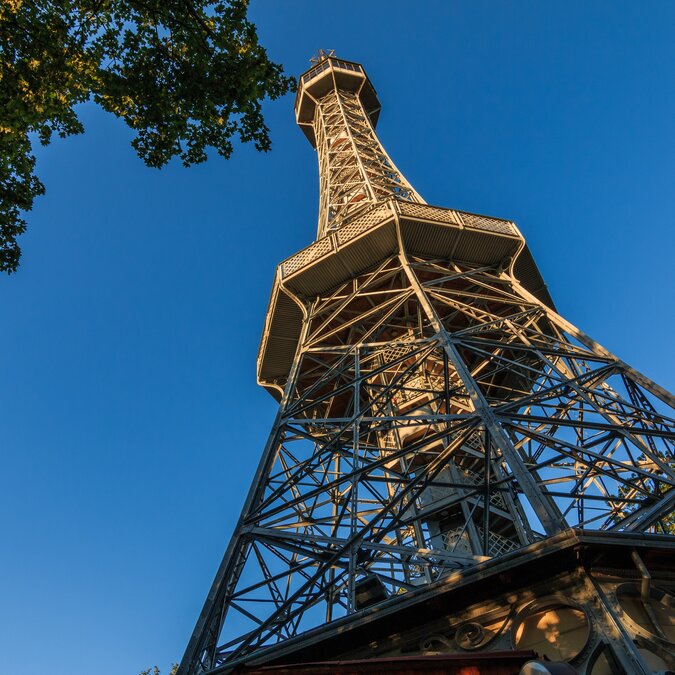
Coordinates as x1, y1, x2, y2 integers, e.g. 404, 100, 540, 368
179, 53, 675, 675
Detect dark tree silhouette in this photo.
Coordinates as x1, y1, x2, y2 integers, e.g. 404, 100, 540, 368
0, 0, 294, 272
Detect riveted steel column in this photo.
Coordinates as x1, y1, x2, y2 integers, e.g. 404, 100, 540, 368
399, 253, 565, 537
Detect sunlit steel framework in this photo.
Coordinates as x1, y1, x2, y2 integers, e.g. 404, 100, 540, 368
178, 53, 675, 675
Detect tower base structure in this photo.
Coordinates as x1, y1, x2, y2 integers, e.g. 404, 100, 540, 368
232, 531, 674, 675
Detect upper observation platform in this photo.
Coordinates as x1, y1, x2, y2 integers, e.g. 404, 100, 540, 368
295, 53, 381, 147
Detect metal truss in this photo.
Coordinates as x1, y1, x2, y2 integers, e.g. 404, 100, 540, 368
178, 253, 675, 675
314, 87, 422, 238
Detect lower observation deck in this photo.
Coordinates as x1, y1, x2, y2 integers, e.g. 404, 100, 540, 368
257, 198, 553, 396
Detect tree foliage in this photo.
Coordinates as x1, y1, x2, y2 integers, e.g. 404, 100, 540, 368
139, 665, 178, 675
0, 0, 295, 273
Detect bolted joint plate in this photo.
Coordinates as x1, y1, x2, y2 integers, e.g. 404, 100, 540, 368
256, 198, 553, 398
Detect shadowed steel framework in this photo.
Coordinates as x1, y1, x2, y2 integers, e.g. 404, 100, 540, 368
177, 53, 675, 675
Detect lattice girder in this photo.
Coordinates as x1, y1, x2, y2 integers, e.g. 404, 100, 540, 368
178, 54, 674, 675
296, 55, 423, 237
179, 254, 675, 675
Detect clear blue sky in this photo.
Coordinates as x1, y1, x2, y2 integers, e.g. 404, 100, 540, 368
1, 2, 673, 674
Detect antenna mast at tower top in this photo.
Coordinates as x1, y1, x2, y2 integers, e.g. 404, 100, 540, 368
310, 48, 335, 63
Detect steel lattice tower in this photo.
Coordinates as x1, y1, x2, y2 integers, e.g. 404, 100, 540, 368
178, 53, 675, 675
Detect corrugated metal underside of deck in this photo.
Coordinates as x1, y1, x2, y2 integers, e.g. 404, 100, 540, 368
257, 200, 553, 393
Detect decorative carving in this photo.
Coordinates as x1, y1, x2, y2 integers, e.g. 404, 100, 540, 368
455, 621, 487, 650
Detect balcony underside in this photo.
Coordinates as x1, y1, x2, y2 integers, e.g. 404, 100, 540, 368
257, 200, 553, 396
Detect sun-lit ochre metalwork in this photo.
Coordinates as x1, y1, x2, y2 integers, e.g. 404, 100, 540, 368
296, 54, 423, 238
178, 54, 675, 675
